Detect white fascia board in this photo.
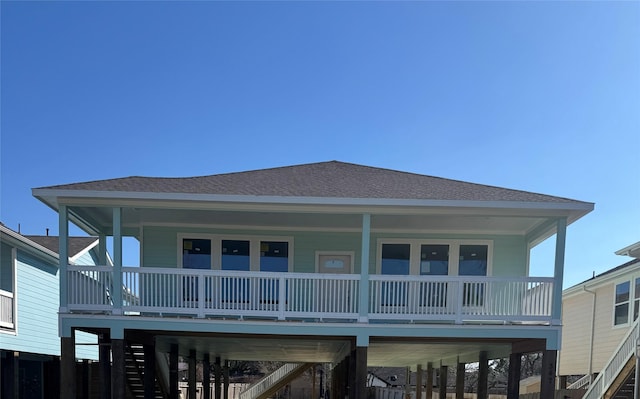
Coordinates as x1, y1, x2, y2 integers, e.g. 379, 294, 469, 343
615, 241, 640, 258
563, 260, 640, 298
69, 238, 100, 263
33, 188, 595, 213
0, 225, 59, 263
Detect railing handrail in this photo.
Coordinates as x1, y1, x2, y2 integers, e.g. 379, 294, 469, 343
582, 317, 640, 399
369, 274, 554, 283
69, 265, 554, 283
240, 363, 301, 399
122, 266, 361, 280
566, 373, 591, 390
0, 289, 14, 298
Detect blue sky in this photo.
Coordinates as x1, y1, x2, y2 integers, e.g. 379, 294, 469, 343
1, 1, 638, 288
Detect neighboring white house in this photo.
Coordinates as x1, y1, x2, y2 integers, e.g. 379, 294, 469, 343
559, 241, 640, 395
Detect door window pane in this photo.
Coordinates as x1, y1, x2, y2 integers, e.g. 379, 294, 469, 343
381, 244, 410, 306
182, 239, 211, 269
419, 245, 449, 307
221, 240, 250, 271
420, 245, 449, 275
459, 245, 488, 276
381, 244, 410, 275
459, 245, 488, 307
260, 241, 288, 272
260, 241, 289, 303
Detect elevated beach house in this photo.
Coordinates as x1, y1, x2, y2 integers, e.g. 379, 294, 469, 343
31, 161, 593, 399
0, 224, 100, 399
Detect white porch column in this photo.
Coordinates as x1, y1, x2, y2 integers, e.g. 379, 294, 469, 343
358, 213, 371, 322
59, 205, 69, 312
552, 217, 567, 324
112, 207, 123, 314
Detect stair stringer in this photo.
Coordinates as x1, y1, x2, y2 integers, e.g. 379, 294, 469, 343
605, 357, 635, 399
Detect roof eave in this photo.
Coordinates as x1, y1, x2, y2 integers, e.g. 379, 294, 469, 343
0, 225, 60, 263
563, 260, 640, 298
615, 241, 640, 258
32, 188, 594, 212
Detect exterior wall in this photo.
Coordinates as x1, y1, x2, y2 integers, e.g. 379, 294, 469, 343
559, 282, 631, 375
73, 249, 99, 266
590, 282, 629, 372
0, 246, 97, 360
558, 292, 593, 375
2, 251, 60, 355
141, 226, 529, 277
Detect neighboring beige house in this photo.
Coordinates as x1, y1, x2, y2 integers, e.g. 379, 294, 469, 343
559, 241, 640, 393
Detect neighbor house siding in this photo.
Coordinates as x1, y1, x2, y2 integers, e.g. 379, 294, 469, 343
1, 245, 97, 359
591, 283, 629, 372
2, 251, 59, 355
558, 292, 594, 375
73, 249, 99, 266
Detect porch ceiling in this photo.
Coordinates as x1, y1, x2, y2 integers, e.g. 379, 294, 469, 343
68, 205, 554, 237
153, 334, 516, 367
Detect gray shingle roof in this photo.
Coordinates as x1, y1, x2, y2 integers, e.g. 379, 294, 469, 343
25, 235, 97, 258
36, 161, 586, 204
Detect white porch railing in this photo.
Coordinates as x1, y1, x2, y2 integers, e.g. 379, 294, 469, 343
369, 275, 554, 323
566, 373, 591, 390
0, 289, 14, 329
65, 266, 554, 324
582, 317, 640, 399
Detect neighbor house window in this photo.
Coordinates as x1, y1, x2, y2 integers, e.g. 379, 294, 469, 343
615, 281, 631, 326
634, 277, 640, 322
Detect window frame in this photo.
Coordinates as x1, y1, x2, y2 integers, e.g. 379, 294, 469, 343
177, 233, 294, 272
375, 238, 493, 276
613, 278, 636, 328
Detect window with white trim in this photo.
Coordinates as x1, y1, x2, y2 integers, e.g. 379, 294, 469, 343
614, 281, 631, 326
178, 234, 292, 272
377, 239, 492, 276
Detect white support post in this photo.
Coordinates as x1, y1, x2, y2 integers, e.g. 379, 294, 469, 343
455, 280, 464, 324
278, 275, 286, 320
112, 208, 123, 315
552, 217, 567, 325
59, 205, 69, 312
358, 214, 371, 322
197, 273, 205, 318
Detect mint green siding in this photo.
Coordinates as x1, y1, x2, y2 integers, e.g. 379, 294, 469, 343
1, 247, 97, 360
141, 226, 529, 277
143, 226, 178, 267
73, 249, 99, 266
3, 252, 59, 355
